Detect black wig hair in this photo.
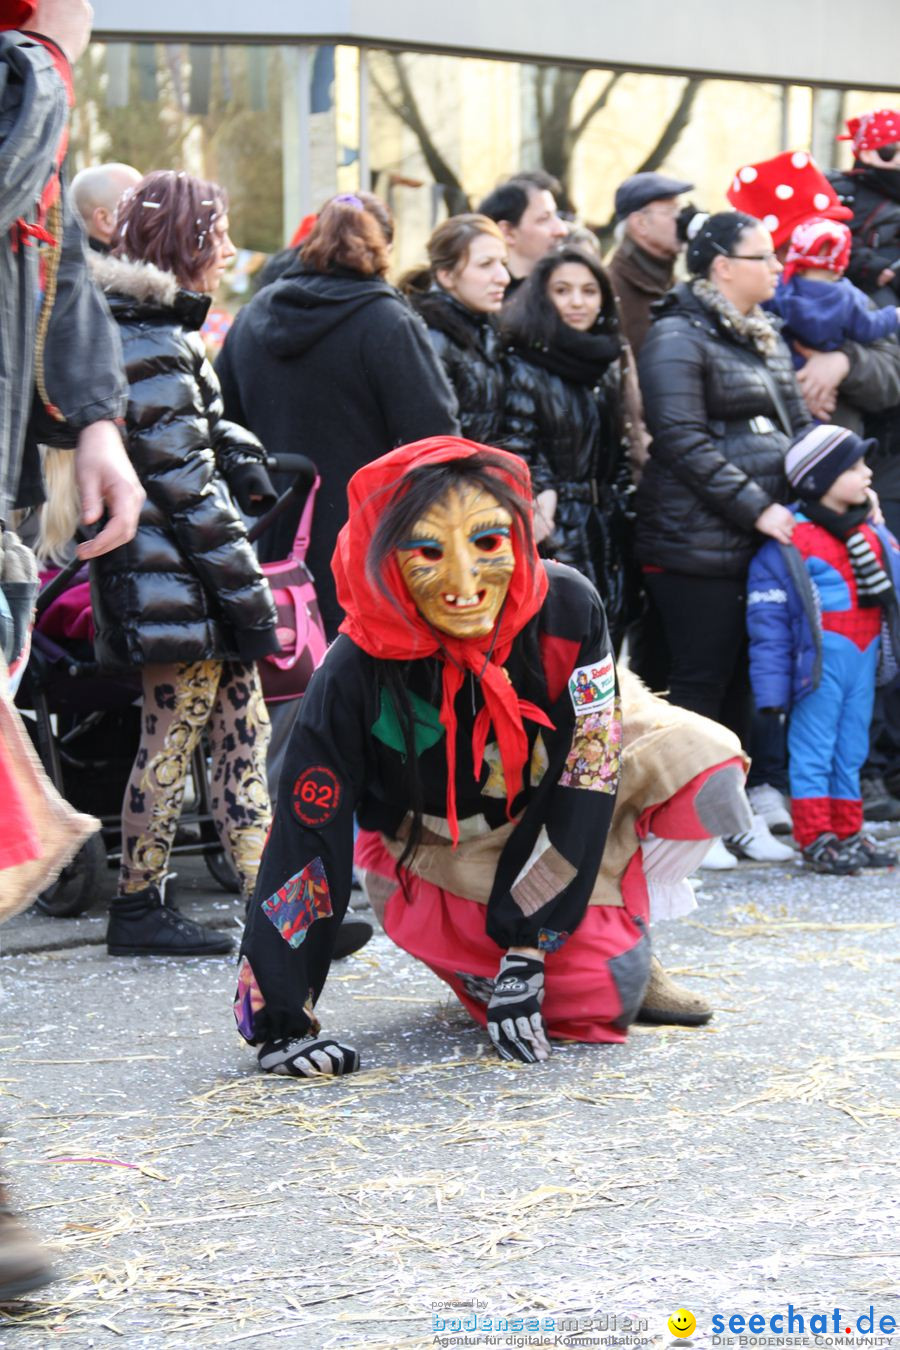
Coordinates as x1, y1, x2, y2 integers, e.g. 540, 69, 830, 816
500, 244, 619, 349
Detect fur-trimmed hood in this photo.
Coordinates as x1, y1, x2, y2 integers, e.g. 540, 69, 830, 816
90, 253, 210, 329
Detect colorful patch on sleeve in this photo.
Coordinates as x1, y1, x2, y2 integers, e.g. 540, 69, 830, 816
537, 927, 569, 953
233, 955, 266, 1043
291, 765, 342, 827
559, 698, 622, 793
511, 826, 578, 916
262, 856, 333, 947
568, 655, 615, 716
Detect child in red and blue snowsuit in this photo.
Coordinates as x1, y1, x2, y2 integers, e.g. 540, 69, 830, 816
747, 425, 900, 873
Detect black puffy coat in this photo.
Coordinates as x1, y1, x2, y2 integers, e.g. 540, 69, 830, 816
500, 345, 633, 641
636, 282, 810, 578
89, 256, 279, 671
408, 288, 506, 444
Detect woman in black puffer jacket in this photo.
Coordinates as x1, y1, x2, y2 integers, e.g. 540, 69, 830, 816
91, 170, 280, 959
403, 213, 509, 444
636, 211, 809, 838
500, 245, 635, 649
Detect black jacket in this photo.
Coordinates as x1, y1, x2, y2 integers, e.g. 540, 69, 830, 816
408, 288, 507, 444
829, 166, 900, 498
0, 32, 126, 520
89, 256, 279, 671
500, 346, 632, 639
829, 166, 900, 304
636, 282, 810, 578
215, 265, 460, 637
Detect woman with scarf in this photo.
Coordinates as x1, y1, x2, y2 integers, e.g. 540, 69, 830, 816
636, 211, 810, 864
402, 214, 509, 444
235, 437, 640, 1073
500, 246, 635, 651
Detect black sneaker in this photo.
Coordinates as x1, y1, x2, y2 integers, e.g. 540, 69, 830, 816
860, 774, 900, 822
333, 919, 373, 961
837, 832, 898, 870
802, 832, 860, 875
107, 883, 234, 957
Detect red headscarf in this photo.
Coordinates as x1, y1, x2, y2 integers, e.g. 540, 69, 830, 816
333, 437, 552, 845
0, 0, 37, 29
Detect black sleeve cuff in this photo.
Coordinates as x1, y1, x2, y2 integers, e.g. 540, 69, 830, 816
236, 627, 283, 660
229, 462, 278, 516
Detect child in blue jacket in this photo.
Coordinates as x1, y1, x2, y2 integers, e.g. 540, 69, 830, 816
769, 217, 900, 369
747, 425, 900, 874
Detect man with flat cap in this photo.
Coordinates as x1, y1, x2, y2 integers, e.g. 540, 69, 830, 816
607, 171, 693, 355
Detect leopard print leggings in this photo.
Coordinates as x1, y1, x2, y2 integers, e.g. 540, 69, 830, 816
119, 660, 271, 900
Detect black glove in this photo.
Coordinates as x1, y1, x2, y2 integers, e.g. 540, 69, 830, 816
258, 1036, 360, 1077
486, 953, 551, 1064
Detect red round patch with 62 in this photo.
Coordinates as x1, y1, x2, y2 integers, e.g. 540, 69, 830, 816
291, 765, 342, 827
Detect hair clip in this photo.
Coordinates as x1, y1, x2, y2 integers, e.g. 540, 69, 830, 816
332, 193, 364, 210
141, 200, 161, 210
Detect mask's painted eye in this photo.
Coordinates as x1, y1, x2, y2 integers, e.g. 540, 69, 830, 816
398, 537, 443, 562
470, 527, 510, 553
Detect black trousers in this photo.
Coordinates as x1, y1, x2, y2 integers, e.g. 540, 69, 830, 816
643, 572, 752, 748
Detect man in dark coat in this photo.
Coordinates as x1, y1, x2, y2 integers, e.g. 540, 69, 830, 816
606, 172, 693, 357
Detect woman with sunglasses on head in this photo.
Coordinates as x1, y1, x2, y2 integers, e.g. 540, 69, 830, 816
402, 214, 509, 445
499, 245, 636, 652
635, 210, 810, 864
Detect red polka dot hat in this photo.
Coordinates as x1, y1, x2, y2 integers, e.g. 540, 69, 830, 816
725, 150, 852, 249
838, 109, 900, 156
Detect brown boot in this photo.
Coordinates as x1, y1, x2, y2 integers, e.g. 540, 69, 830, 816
635, 956, 713, 1027
0, 1185, 54, 1301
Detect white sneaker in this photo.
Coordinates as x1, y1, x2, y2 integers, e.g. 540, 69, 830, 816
747, 783, 793, 835
698, 837, 738, 870
727, 813, 795, 862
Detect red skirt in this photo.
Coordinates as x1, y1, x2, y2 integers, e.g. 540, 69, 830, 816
354, 829, 649, 1044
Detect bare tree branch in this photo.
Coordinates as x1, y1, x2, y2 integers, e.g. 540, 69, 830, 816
633, 76, 701, 175
369, 54, 469, 212
569, 70, 624, 144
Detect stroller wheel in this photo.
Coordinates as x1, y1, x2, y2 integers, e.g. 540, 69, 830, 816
35, 833, 107, 918
205, 849, 242, 895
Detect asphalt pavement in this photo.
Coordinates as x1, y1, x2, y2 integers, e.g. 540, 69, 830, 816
0, 827, 897, 1350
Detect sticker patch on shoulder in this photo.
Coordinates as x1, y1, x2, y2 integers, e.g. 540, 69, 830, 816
291, 765, 342, 827
568, 656, 615, 716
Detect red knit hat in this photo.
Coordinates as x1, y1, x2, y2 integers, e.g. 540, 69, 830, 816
0, 0, 37, 29
782, 217, 853, 283
726, 150, 852, 249
838, 109, 900, 156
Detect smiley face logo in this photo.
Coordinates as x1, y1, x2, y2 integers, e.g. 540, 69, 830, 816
668, 1309, 697, 1338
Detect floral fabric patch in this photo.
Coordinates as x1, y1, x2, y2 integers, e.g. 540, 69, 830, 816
559, 698, 622, 793
537, 928, 570, 953
233, 955, 265, 1042
262, 856, 333, 947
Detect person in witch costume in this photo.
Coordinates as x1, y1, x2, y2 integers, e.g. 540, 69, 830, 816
235, 437, 752, 1074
